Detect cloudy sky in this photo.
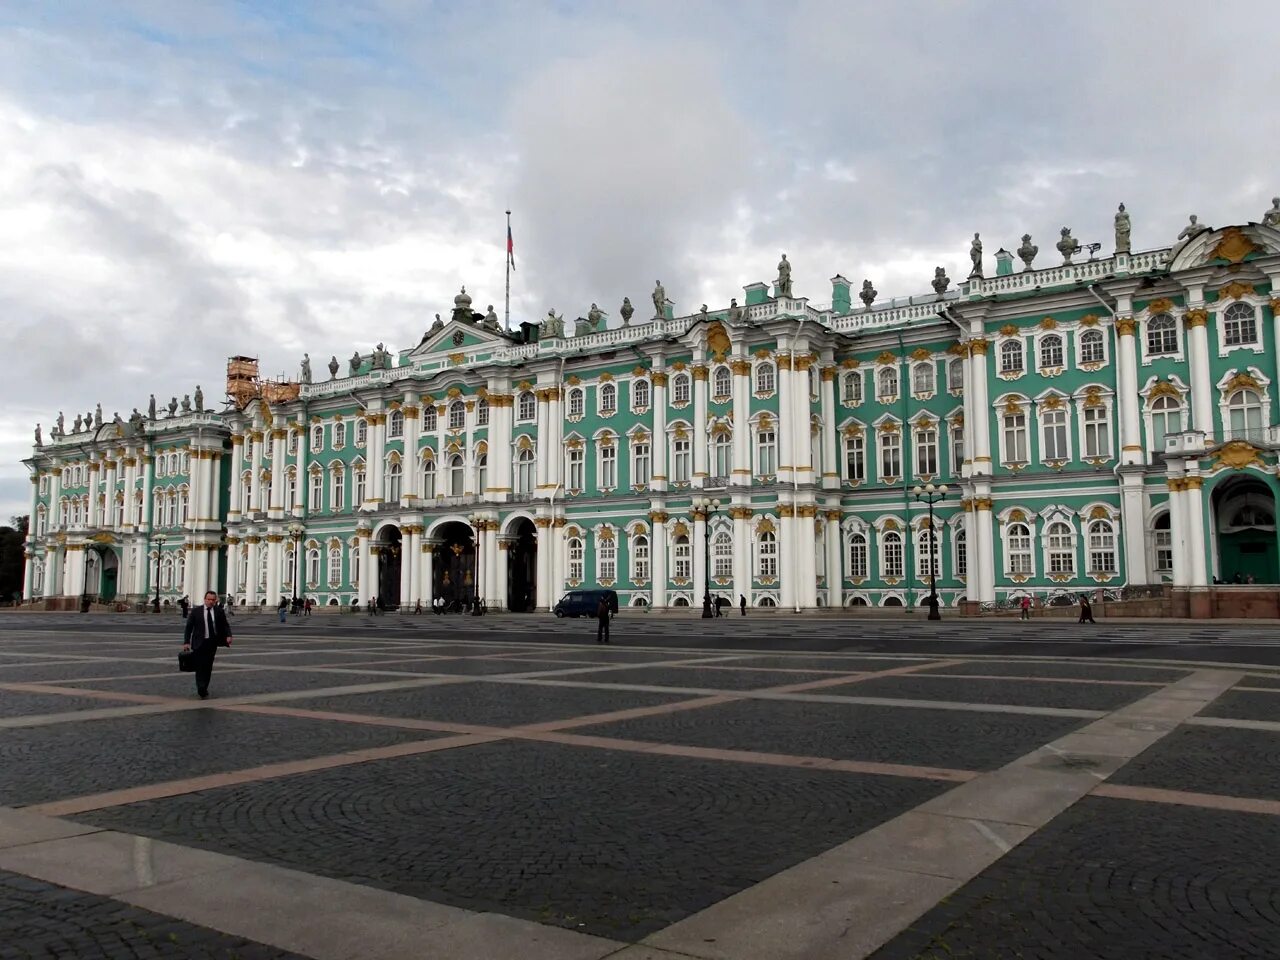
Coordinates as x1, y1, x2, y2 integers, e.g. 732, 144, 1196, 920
2, 0, 1277, 521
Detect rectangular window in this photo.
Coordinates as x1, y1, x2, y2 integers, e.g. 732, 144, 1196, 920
1003, 413, 1028, 464
1088, 524, 1116, 574
673, 439, 691, 482
599, 538, 616, 581
309, 472, 323, 512
915, 428, 938, 476
882, 535, 904, 578
568, 539, 584, 581
331, 471, 345, 511
633, 443, 651, 486
328, 549, 342, 585
353, 470, 366, 505
568, 448, 585, 493
674, 538, 691, 579
1083, 406, 1110, 459
955, 533, 968, 579
1008, 527, 1033, 575
848, 537, 867, 579
1154, 530, 1173, 572
758, 535, 778, 578
845, 436, 865, 482
950, 426, 964, 474
879, 432, 901, 479
1042, 409, 1068, 461
600, 445, 617, 490
333, 423, 346, 449
633, 537, 650, 581
757, 431, 777, 475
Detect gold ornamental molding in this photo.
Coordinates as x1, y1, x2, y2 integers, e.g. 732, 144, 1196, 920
651, 372, 669, 387
1271, 297, 1280, 315
1083, 386, 1105, 408
1147, 381, 1182, 402
875, 351, 897, 365
1183, 308, 1208, 328
1212, 440, 1265, 472
1146, 298, 1174, 315
1184, 476, 1205, 490
1041, 395, 1064, 410
1209, 227, 1261, 265
1223, 371, 1262, 394
1114, 317, 1137, 337
1079, 313, 1100, 327
998, 324, 1020, 337
842, 424, 864, 437
973, 497, 994, 511
910, 347, 932, 361
1039, 316, 1058, 330
824, 509, 842, 522
778, 505, 795, 518
840, 357, 861, 369
946, 342, 967, 357
692, 365, 709, 381
969, 338, 990, 355
732, 359, 753, 376
1003, 397, 1023, 414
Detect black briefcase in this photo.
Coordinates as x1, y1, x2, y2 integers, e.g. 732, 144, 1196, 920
178, 650, 197, 673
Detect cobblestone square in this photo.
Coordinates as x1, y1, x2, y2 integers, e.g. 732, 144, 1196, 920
2, 618, 1280, 959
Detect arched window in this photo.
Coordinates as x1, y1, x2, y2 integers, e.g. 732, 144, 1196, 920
517, 391, 536, 421
877, 367, 898, 399
476, 398, 489, 426
1227, 388, 1264, 435
632, 534, 650, 581
476, 454, 488, 494
331, 466, 346, 511
355, 419, 368, 446
881, 531, 904, 578
599, 383, 617, 414
1000, 339, 1024, 373
388, 410, 404, 438
1087, 519, 1116, 574
285, 468, 297, 511
632, 379, 650, 410
756, 362, 775, 394
421, 407, 436, 433
353, 464, 366, 505
386, 460, 402, 502
448, 400, 466, 430
1039, 334, 1064, 369
1152, 513, 1173, 574
516, 448, 535, 494
1146, 314, 1177, 355
598, 535, 616, 580
309, 469, 323, 512
948, 359, 964, 391
421, 458, 436, 499
674, 534, 692, 579
114, 495, 124, 528
449, 455, 464, 496
568, 388, 584, 418
672, 373, 691, 405
848, 533, 868, 579
311, 425, 324, 451
912, 362, 935, 394
711, 431, 731, 477
334, 422, 347, 448
712, 530, 732, 578
1047, 521, 1075, 575
328, 546, 342, 585
567, 536, 584, 582
758, 531, 777, 578
1079, 330, 1105, 364
177, 487, 189, 524
1007, 522, 1032, 575
306, 548, 321, 585
1150, 394, 1183, 451
1223, 301, 1257, 346
844, 372, 863, 404
954, 528, 968, 579
713, 366, 732, 399
916, 529, 940, 580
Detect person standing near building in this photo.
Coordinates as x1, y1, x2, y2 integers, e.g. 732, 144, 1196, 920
1020, 595, 1031, 621
739, 594, 747, 616
183, 590, 232, 699
1078, 593, 1096, 624
277, 597, 287, 623
595, 594, 611, 644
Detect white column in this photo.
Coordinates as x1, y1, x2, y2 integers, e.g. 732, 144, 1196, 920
369, 413, 387, 507
62, 544, 86, 598
1185, 312, 1215, 435
777, 357, 794, 478
245, 537, 261, 606
650, 508, 668, 608
535, 391, 550, 491
268, 429, 287, 515
968, 338, 992, 470
228, 435, 245, 518
534, 518, 552, 610
368, 545, 382, 604
122, 454, 137, 528
778, 505, 795, 609
105, 458, 120, 528
1185, 476, 1208, 586
495, 537, 510, 611
249, 431, 264, 513
551, 519, 566, 601
731, 362, 751, 485
692, 511, 707, 605
973, 494, 996, 603
402, 406, 419, 502
226, 539, 242, 599
692, 363, 708, 486
489, 391, 512, 499
792, 359, 814, 487
48, 466, 62, 532
87, 461, 102, 527
44, 544, 63, 598
208, 453, 223, 522
651, 371, 668, 492
266, 537, 283, 604
357, 534, 372, 604
825, 509, 842, 607
22, 548, 35, 601
188, 453, 205, 529
1119, 473, 1148, 584
732, 506, 750, 608
421, 537, 436, 606
293, 427, 306, 516
795, 506, 818, 607
1168, 479, 1188, 587
399, 525, 413, 608
1115, 319, 1143, 465
820, 365, 838, 490
486, 522, 500, 608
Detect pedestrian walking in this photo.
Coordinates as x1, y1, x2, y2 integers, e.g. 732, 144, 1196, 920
224, 594, 234, 617
303, 598, 312, 617
1078, 593, 1096, 624
414, 599, 422, 614
367, 598, 376, 616
595, 594, 611, 644
277, 597, 288, 623
739, 594, 747, 616
1020, 595, 1031, 621
178, 595, 190, 618
183, 590, 232, 699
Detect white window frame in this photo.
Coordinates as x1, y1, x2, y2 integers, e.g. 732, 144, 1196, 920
672, 373, 691, 405
632, 533, 650, 581
388, 410, 404, 438
673, 534, 691, 580
757, 531, 778, 579
878, 430, 901, 480
598, 383, 617, 415
1142, 313, 1181, 363
1080, 402, 1113, 460
848, 532, 868, 580
309, 469, 323, 512
844, 433, 866, 483
1045, 520, 1076, 576
880, 530, 904, 579
843, 370, 863, 405
712, 366, 732, 400
1078, 329, 1106, 366
1219, 299, 1262, 354
1038, 403, 1071, 463
566, 447, 585, 493
755, 362, 776, 395
672, 436, 691, 482
1000, 339, 1024, 375
1037, 333, 1065, 371
448, 401, 466, 431
311, 425, 324, 453
877, 366, 898, 401
631, 379, 650, 412
598, 442, 617, 491
517, 391, 536, 423
1087, 519, 1117, 575
568, 388, 585, 418
756, 429, 777, 476
632, 441, 651, 488
913, 425, 938, 477
1005, 521, 1034, 576
911, 361, 935, 396
1000, 408, 1029, 466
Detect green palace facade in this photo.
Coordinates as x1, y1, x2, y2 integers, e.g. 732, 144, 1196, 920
21, 209, 1280, 613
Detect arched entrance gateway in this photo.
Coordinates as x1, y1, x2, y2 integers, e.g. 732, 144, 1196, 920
375, 525, 402, 609
1212, 475, 1278, 584
506, 517, 537, 612
432, 520, 477, 608
83, 544, 119, 602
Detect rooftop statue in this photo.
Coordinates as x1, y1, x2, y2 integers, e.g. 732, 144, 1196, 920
148, 394, 157, 421
431, 313, 443, 332
94, 403, 103, 428
1056, 227, 1080, 264
193, 385, 204, 412
85, 409, 93, 428
541, 309, 565, 339
1177, 214, 1210, 242
699, 304, 709, 320
931, 266, 950, 298
129, 408, 143, 429
55, 412, 65, 436
652, 280, 666, 319
168, 397, 178, 417
328, 355, 339, 379
727, 298, 742, 323
620, 297, 634, 326
1017, 234, 1038, 270
1264, 197, 1280, 228
860, 279, 877, 309
33, 423, 41, 445
73, 414, 83, 433
300, 354, 312, 384
483, 305, 501, 331
586, 303, 605, 332
1114, 203, 1131, 254
181, 394, 192, 414
349, 351, 362, 375
969, 233, 983, 278
776, 253, 792, 297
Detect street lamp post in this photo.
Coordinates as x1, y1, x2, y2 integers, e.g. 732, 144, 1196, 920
692, 496, 721, 618
468, 512, 485, 616
912, 483, 949, 621
288, 522, 304, 613
152, 534, 166, 613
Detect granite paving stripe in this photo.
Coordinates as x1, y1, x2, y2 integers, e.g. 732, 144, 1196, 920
530, 666, 856, 691
921, 671, 1161, 687
1198, 688, 1280, 721
578, 699, 1089, 772
1, 709, 443, 808
1239, 674, 1280, 690
1091, 782, 1280, 816
914, 659, 1191, 682
71, 739, 951, 941
0, 659, 197, 682
56, 667, 442, 697
724, 655, 941, 671
819, 675, 1151, 711
1186, 715, 1280, 733
765, 659, 967, 694
0, 690, 149, 719
1106, 725, 1280, 801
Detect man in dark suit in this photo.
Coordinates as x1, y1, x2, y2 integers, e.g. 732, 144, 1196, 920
183, 589, 232, 699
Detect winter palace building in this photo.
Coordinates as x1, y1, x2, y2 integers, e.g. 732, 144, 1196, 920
21, 210, 1280, 614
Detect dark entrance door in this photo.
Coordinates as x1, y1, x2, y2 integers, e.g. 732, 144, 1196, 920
1214, 477, 1279, 584
433, 521, 476, 607
377, 526, 403, 609
507, 518, 537, 612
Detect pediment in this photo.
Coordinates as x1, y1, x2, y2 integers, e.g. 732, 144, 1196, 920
1168, 223, 1280, 273
407, 318, 512, 360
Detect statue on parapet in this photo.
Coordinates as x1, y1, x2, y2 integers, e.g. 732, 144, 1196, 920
349, 351, 362, 375
776, 253, 793, 297
94, 404, 103, 428
1056, 227, 1080, 264
85, 409, 93, 429
129, 408, 144, 431
194, 385, 204, 412
1114, 203, 1131, 254
860, 280, 877, 309
620, 297, 634, 326
587, 303, 605, 332
181, 395, 192, 414
431, 313, 443, 332
931, 267, 950, 298
147, 394, 157, 421
33, 423, 41, 445
1177, 214, 1210, 242
651, 280, 666, 319
968, 233, 983, 278
484, 305, 501, 331
1017, 234, 1038, 270
328, 355, 339, 379
168, 397, 178, 417
300, 354, 312, 384
541, 309, 565, 339
73, 414, 82, 433
1264, 198, 1280, 228
727, 298, 743, 323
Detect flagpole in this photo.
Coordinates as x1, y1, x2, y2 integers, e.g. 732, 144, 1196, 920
504, 209, 511, 332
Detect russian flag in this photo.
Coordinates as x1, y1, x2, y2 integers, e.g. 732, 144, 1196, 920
507, 224, 515, 271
